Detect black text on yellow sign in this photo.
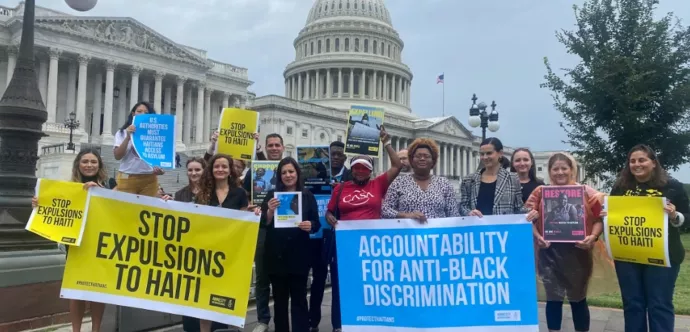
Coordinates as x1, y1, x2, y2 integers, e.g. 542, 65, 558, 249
608, 216, 662, 248
220, 122, 253, 159
95, 210, 228, 304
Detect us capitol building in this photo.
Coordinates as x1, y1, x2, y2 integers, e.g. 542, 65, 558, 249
0, 0, 593, 191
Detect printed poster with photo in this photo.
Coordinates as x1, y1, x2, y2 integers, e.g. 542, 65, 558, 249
344, 105, 384, 157
274, 192, 302, 228
132, 114, 176, 169
542, 185, 587, 242
297, 145, 331, 196
251, 161, 279, 206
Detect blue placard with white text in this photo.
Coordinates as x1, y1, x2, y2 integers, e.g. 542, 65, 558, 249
132, 114, 176, 169
335, 216, 539, 332
311, 194, 332, 239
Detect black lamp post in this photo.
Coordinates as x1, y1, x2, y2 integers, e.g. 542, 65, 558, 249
64, 111, 80, 151
468, 93, 500, 141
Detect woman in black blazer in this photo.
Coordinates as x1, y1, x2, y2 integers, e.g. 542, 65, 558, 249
260, 157, 320, 332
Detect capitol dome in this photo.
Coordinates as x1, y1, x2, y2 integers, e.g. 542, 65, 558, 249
283, 0, 413, 114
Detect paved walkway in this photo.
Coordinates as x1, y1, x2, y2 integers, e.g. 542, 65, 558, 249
35, 291, 690, 332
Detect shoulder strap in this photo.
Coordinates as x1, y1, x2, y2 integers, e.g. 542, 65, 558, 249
333, 181, 347, 220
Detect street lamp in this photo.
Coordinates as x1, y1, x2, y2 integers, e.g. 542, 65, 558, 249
468, 93, 500, 141
0, 0, 97, 250
64, 111, 80, 151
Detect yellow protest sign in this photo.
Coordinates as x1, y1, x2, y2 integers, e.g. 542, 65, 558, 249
604, 196, 669, 267
26, 179, 90, 246
60, 188, 260, 327
216, 108, 259, 161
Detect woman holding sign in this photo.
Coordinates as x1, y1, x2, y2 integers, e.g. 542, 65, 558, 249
260, 157, 320, 332
526, 152, 605, 332
606, 144, 689, 332
113, 102, 165, 197
32, 149, 116, 332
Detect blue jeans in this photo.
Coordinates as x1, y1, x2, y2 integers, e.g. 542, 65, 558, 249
255, 229, 272, 324
615, 261, 681, 332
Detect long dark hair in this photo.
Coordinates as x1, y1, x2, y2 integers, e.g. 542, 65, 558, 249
71, 149, 108, 185
119, 101, 155, 133
275, 157, 303, 192
510, 148, 538, 181
197, 154, 241, 205
613, 144, 668, 191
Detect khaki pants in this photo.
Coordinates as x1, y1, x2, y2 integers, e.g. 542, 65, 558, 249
115, 172, 158, 197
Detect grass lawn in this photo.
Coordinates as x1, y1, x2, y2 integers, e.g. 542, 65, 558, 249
582, 233, 690, 314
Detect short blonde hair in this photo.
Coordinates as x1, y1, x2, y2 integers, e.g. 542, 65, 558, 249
408, 138, 440, 168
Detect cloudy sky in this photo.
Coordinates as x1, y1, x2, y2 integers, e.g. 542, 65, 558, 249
5, 0, 690, 180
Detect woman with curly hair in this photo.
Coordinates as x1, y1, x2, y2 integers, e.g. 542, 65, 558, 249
382, 137, 459, 221
194, 153, 254, 332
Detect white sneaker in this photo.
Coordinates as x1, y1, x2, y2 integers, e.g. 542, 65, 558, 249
252, 323, 269, 332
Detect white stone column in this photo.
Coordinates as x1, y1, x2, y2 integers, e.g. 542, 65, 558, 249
449, 145, 455, 177
142, 80, 150, 102
175, 76, 186, 149
284, 79, 288, 98
38, 55, 49, 105
222, 92, 229, 108
154, 71, 164, 113
304, 71, 310, 100
46, 48, 61, 123
184, 84, 193, 144
315, 70, 320, 100
195, 83, 205, 143
338, 69, 343, 98
117, 75, 127, 128
204, 88, 212, 141
6, 45, 17, 87
164, 86, 172, 114
372, 71, 377, 99
130, 66, 141, 108
407, 81, 411, 106
360, 69, 366, 97
291, 76, 297, 99
91, 69, 103, 139
445, 144, 450, 176
64, 60, 76, 117
239, 96, 246, 109
434, 145, 440, 175
349, 68, 354, 98
101, 60, 116, 142
297, 73, 302, 100
326, 70, 331, 98
383, 72, 388, 101
76, 54, 90, 131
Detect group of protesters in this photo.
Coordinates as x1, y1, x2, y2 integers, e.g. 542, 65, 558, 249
44, 101, 688, 332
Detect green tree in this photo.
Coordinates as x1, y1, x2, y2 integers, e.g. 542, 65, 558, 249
542, 0, 690, 184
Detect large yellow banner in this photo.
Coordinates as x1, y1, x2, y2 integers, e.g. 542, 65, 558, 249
26, 179, 90, 245
60, 188, 260, 327
604, 196, 669, 267
216, 108, 259, 161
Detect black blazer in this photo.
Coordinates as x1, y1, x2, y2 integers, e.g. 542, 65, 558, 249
260, 189, 321, 275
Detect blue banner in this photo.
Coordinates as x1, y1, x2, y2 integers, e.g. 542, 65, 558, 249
132, 114, 176, 169
311, 194, 332, 239
335, 216, 539, 332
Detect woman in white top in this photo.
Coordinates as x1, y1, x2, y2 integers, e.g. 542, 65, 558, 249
113, 101, 164, 196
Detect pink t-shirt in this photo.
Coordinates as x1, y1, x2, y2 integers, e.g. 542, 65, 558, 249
327, 174, 389, 221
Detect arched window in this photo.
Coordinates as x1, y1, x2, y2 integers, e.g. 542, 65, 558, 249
326, 39, 331, 52
388, 44, 391, 57
355, 38, 360, 52
373, 41, 377, 54
354, 1, 357, 9
310, 41, 314, 55
335, 38, 340, 51
380, 42, 385, 55
364, 39, 369, 52
303, 44, 307, 57
345, 38, 350, 51
318, 40, 322, 53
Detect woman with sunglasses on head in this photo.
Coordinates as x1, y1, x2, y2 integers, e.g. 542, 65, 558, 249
382, 137, 460, 221
511, 148, 545, 203
323, 126, 402, 332
260, 157, 320, 332
32, 149, 116, 332
113, 101, 165, 197
604, 144, 688, 332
